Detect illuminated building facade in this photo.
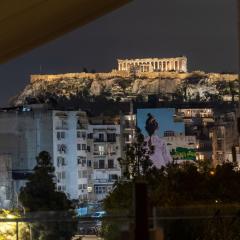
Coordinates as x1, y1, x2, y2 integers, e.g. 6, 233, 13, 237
118, 56, 187, 73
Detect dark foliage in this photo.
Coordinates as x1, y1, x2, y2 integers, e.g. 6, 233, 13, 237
19, 151, 77, 240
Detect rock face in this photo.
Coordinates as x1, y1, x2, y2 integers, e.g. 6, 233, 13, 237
12, 70, 238, 106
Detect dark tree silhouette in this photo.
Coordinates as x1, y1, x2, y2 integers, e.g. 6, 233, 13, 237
19, 151, 77, 240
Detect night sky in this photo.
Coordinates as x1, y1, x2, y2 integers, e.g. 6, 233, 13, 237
0, 0, 238, 106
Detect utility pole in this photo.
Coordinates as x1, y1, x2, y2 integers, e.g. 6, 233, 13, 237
134, 181, 149, 240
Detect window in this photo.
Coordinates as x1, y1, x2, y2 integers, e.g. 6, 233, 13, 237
108, 159, 114, 169
125, 120, 130, 128
99, 160, 105, 169
83, 184, 87, 190
108, 145, 115, 155
87, 160, 92, 167
57, 157, 66, 167
82, 170, 88, 178
57, 172, 61, 180
82, 132, 86, 139
57, 132, 61, 140
77, 144, 87, 151
99, 145, 105, 155
62, 171, 66, 179
77, 131, 86, 139
77, 156, 86, 165
94, 186, 107, 194
87, 146, 91, 152
58, 186, 61, 191
78, 170, 87, 178
124, 133, 130, 142
99, 133, 104, 141
56, 119, 68, 130
57, 144, 67, 154
93, 161, 98, 169
82, 158, 86, 166
109, 174, 118, 181
107, 133, 116, 142
78, 184, 82, 190
87, 133, 93, 139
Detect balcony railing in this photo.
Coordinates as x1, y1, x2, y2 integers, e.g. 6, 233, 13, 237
94, 179, 116, 183
55, 126, 68, 130
93, 138, 116, 143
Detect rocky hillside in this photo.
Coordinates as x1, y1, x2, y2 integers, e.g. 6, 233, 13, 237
11, 70, 238, 106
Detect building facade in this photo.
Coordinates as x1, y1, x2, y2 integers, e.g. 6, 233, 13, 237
52, 110, 122, 201
0, 105, 122, 203
87, 125, 121, 201
0, 154, 12, 209
118, 56, 187, 73
211, 112, 238, 166
0, 104, 53, 194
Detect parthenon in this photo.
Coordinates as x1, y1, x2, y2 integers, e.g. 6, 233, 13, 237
117, 56, 187, 73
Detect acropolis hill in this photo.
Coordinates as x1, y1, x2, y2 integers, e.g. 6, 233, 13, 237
12, 57, 238, 106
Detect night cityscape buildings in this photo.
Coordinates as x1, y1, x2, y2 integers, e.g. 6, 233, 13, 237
0, 0, 239, 239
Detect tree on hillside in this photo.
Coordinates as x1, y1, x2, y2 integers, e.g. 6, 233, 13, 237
19, 151, 77, 240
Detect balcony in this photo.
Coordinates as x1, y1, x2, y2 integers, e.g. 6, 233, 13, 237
93, 152, 107, 156
56, 126, 68, 130
94, 138, 105, 142
94, 179, 115, 183
93, 138, 116, 143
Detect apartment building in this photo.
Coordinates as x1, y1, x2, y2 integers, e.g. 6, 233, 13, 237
0, 105, 122, 203
52, 110, 122, 201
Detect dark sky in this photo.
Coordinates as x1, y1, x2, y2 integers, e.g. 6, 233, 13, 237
0, 0, 238, 106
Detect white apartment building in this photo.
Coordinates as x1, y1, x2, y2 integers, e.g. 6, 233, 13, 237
52, 111, 122, 202
0, 105, 122, 203
52, 110, 89, 201
87, 125, 121, 201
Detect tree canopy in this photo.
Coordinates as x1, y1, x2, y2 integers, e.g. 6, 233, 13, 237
19, 151, 76, 240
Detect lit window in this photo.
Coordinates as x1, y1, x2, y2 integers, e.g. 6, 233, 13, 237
99, 145, 105, 155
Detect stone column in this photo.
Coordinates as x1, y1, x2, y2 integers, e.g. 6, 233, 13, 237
179, 60, 182, 71
175, 61, 178, 71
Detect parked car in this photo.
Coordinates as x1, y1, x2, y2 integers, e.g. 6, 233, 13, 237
91, 211, 106, 218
